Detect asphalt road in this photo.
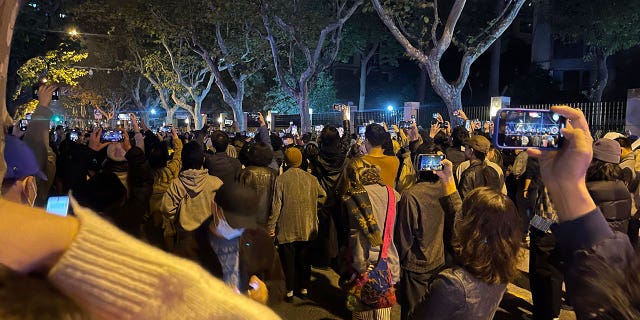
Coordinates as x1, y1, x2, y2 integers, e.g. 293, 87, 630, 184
270, 248, 577, 320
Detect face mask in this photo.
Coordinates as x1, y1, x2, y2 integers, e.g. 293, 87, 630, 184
216, 219, 244, 240
24, 179, 37, 207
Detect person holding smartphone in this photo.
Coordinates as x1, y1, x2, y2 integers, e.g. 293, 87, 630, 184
22, 84, 58, 207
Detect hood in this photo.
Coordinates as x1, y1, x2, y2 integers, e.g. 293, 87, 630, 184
318, 149, 346, 172
179, 169, 221, 197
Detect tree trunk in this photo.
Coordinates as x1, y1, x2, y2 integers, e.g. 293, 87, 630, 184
166, 108, 176, 126
232, 98, 246, 132
297, 85, 311, 134
489, 38, 501, 98
417, 64, 428, 103
358, 55, 368, 111
0, 0, 22, 181
193, 105, 203, 130
488, 0, 504, 99
358, 44, 377, 112
589, 49, 608, 102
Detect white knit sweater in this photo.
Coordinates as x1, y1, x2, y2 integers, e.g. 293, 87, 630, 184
48, 199, 281, 320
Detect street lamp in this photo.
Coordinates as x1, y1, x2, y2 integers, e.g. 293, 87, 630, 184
386, 105, 394, 112
68, 28, 79, 37
150, 108, 157, 115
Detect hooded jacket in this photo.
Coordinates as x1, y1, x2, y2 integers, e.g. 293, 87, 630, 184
161, 169, 223, 231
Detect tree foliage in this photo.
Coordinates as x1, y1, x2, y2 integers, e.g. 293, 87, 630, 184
266, 72, 337, 114
15, 47, 89, 98
553, 0, 640, 58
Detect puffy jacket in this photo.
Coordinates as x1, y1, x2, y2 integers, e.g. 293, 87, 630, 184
586, 180, 631, 233
238, 166, 278, 226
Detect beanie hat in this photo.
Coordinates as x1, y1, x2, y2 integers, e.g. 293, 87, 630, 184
284, 147, 303, 168
593, 138, 621, 164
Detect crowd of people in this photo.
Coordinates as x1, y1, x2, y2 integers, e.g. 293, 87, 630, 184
0, 84, 639, 320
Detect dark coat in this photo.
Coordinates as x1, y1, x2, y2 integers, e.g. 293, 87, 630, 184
238, 166, 278, 227
552, 209, 636, 319
586, 180, 631, 233
205, 152, 241, 186
412, 192, 506, 320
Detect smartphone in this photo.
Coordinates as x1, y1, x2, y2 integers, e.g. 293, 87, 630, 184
118, 113, 131, 121
417, 154, 445, 171
46, 195, 70, 217
69, 130, 79, 142
224, 119, 234, 126
100, 129, 125, 143
19, 119, 28, 131
32, 78, 59, 101
161, 126, 173, 133
432, 113, 439, 119
495, 108, 566, 149
465, 120, 472, 132
389, 129, 396, 139
246, 113, 261, 127
333, 104, 343, 112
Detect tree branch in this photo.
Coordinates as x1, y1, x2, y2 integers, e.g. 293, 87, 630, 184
261, 2, 297, 99
371, 0, 429, 64
453, 0, 526, 90
435, 0, 467, 59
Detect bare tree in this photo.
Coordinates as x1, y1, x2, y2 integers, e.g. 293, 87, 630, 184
261, 0, 362, 132
371, 0, 525, 120
163, 39, 214, 130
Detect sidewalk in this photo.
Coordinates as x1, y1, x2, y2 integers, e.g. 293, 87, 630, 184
270, 248, 577, 320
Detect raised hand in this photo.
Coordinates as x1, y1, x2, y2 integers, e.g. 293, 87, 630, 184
88, 128, 110, 152
527, 106, 596, 222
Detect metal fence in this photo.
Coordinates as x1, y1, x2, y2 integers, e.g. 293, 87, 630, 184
464, 101, 627, 136
271, 101, 627, 136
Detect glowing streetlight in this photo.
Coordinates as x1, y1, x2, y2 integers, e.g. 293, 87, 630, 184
150, 108, 157, 115
68, 28, 79, 37
309, 108, 313, 115
185, 118, 190, 124
217, 116, 223, 124
386, 105, 394, 112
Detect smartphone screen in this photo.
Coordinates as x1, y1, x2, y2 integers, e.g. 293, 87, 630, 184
46, 196, 70, 217
118, 113, 131, 121
465, 120, 472, 132
495, 108, 566, 149
100, 130, 124, 143
19, 119, 28, 131
69, 131, 79, 142
417, 154, 445, 171
389, 129, 396, 139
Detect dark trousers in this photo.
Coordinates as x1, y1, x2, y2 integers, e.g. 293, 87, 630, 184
278, 241, 311, 292
628, 217, 640, 247
399, 269, 434, 320
529, 229, 563, 320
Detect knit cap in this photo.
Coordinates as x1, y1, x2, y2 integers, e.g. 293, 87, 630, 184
284, 147, 302, 168
593, 138, 621, 164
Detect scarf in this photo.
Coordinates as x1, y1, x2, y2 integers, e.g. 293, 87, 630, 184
342, 167, 385, 247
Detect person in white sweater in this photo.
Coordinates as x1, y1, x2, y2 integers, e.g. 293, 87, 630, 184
0, 196, 281, 320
